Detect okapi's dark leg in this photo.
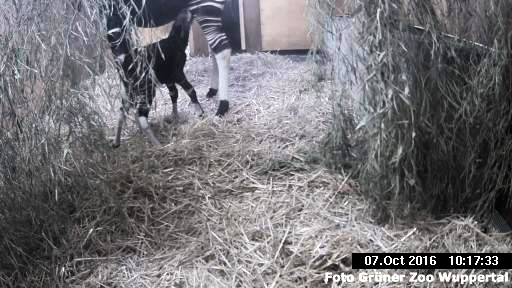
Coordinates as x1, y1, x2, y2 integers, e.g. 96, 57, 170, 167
135, 87, 161, 146
166, 83, 179, 119
113, 98, 129, 148
177, 75, 204, 117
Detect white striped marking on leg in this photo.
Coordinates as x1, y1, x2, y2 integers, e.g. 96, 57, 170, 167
138, 116, 149, 130
137, 116, 161, 146
209, 49, 219, 91
215, 48, 231, 102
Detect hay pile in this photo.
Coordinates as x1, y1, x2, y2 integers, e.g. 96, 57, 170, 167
62, 53, 348, 287
359, 0, 512, 223
312, 0, 512, 223
306, 0, 366, 172
0, 0, 108, 283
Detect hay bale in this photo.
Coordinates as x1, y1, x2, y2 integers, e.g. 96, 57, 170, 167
322, 16, 364, 101
0, 0, 110, 284
307, 0, 366, 171
309, 0, 512, 223
356, 0, 512, 222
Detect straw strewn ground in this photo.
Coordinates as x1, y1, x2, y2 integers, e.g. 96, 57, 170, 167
57, 53, 512, 287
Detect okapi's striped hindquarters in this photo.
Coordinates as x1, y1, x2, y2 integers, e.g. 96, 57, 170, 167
106, 0, 232, 146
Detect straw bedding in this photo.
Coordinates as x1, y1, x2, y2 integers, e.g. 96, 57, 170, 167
1, 48, 511, 288
50, 53, 511, 287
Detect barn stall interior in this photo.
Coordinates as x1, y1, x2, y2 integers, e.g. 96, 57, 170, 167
1, 0, 512, 287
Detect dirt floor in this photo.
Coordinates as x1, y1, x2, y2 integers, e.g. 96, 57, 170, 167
58, 53, 512, 288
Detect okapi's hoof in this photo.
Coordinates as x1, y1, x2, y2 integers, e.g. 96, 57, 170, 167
191, 102, 205, 118
215, 100, 229, 117
112, 142, 121, 149
206, 88, 218, 98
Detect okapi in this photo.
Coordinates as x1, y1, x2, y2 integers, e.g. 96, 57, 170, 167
109, 10, 204, 147
105, 0, 232, 146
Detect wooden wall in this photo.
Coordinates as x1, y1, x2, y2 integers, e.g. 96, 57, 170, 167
189, 22, 210, 56
259, 0, 311, 51
136, 21, 210, 57
242, 0, 262, 52
137, 24, 172, 47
